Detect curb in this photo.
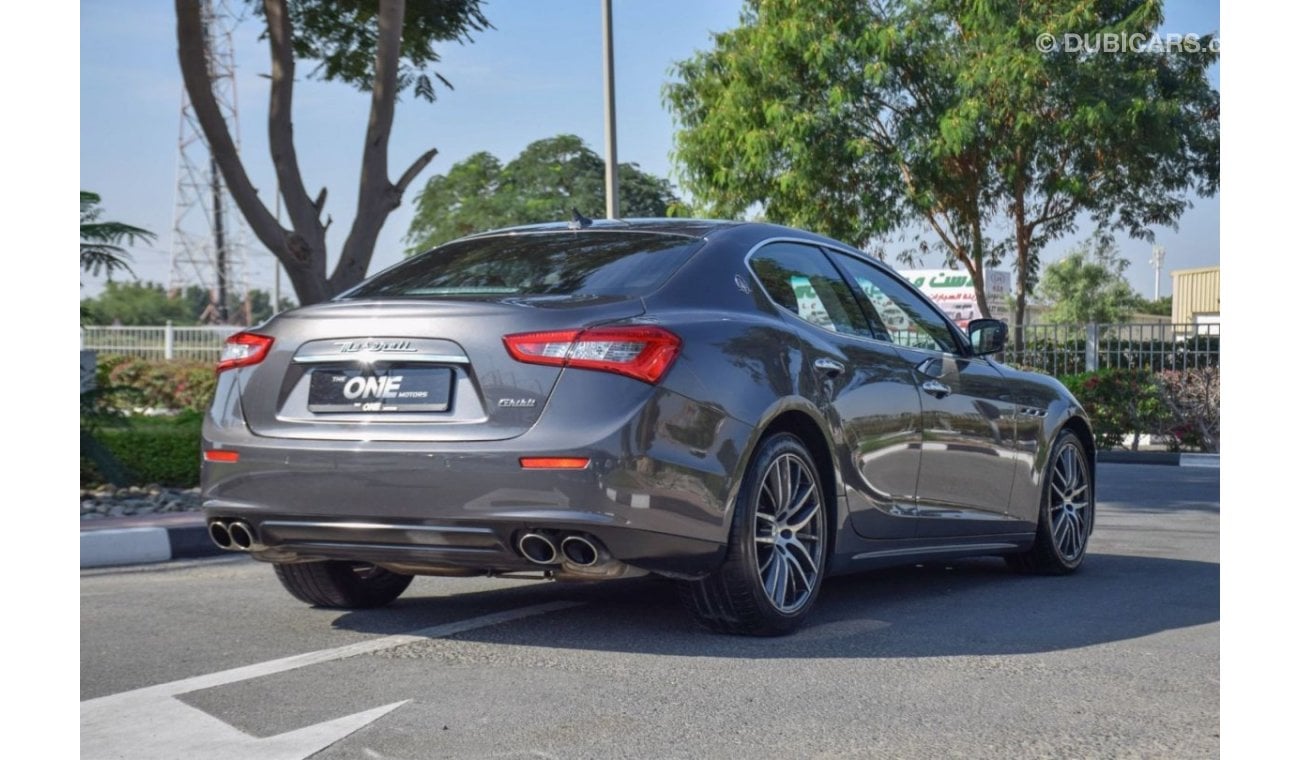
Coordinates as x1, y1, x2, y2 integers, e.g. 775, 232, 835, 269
1098, 451, 1219, 468
81, 514, 223, 569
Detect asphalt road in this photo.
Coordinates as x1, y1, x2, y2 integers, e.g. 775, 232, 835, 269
81, 463, 1219, 759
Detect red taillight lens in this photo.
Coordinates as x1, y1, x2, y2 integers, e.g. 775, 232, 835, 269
503, 326, 681, 384
217, 332, 274, 373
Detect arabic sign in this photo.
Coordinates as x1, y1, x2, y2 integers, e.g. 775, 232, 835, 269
899, 269, 1012, 328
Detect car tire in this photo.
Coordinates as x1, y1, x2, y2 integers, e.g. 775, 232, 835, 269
1005, 430, 1094, 575
679, 432, 829, 636
273, 561, 413, 608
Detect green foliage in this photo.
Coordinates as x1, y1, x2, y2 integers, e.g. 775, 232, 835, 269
1037, 233, 1141, 324
1061, 366, 1218, 452
1061, 368, 1165, 450
81, 191, 155, 278
80, 282, 295, 326
404, 135, 681, 252
83, 415, 203, 488
1133, 295, 1173, 316
665, 0, 1219, 320
98, 355, 218, 414
80, 382, 133, 487
253, 0, 491, 101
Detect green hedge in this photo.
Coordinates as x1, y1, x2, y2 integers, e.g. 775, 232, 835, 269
82, 415, 202, 487
1059, 367, 1219, 452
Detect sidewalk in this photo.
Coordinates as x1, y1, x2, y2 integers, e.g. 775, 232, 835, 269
81, 511, 223, 569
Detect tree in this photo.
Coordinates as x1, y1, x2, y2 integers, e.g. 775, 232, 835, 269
665, 0, 1218, 344
81, 191, 156, 278
1036, 233, 1141, 325
175, 0, 490, 305
404, 135, 681, 252
1133, 294, 1173, 316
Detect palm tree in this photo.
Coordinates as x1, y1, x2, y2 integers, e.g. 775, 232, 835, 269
80, 191, 155, 278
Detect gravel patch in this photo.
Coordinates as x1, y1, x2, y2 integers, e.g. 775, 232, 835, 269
80, 485, 202, 519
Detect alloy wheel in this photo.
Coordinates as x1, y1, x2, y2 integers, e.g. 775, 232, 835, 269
754, 453, 824, 613
1049, 443, 1090, 562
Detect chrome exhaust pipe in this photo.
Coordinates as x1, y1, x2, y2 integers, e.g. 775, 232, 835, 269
518, 533, 559, 565
228, 521, 255, 551
208, 521, 232, 549
560, 536, 600, 567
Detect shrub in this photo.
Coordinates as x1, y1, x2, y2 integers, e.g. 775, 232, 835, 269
99, 355, 217, 413
81, 414, 202, 487
1060, 368, 1166, 450
1155, 367, 1220, 453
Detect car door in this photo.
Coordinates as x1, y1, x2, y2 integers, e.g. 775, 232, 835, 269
828, 252, 1021, 537
748, 242, 923, 539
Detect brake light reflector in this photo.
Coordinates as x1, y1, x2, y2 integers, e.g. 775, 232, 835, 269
519, 457, 590, 469
503, 326, 681, 384
217, 332, 274, 373
203, 449, 240, 463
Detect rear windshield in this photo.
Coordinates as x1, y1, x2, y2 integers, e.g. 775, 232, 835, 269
343, 231, 702, 300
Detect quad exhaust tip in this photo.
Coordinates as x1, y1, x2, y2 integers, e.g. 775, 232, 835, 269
560, 536, 600, 567
228, 521, 255, 550
518, 533, 559, 565
208, 521, 232, 549
209, 520, 256, 551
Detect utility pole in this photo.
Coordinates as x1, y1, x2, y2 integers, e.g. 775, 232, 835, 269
168, 0, 256, 325
1150, 245, 1167, 299
601, 0, 619, 219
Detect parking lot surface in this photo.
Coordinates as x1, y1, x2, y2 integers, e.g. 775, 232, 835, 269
81, 464, 1219, 759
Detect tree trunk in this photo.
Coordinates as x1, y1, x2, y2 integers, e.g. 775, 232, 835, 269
330, 0, 437, 294
177, 0, 435, 306
1012, 185, 1031, 351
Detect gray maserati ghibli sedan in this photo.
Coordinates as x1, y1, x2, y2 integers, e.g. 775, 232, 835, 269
202, 219, 1095, 635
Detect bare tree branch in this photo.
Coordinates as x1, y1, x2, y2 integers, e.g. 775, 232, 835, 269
395, 148, 439, 195
332, 0, 427, 292
264, 0, 325, 251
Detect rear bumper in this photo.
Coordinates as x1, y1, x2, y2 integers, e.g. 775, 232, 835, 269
201, 382, 752, 578
201, 509, 725, 578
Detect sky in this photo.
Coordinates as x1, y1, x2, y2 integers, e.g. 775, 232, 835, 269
80, 0, 1220, 303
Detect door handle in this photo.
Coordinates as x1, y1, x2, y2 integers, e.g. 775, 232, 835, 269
814, 358, 845, 377
921, 379, 951, 398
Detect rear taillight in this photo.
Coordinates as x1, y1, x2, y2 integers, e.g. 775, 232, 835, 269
503, 326, 681, 384
217, 332, 274, 373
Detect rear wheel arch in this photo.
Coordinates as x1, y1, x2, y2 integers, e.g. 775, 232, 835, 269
743, 406, 842, 557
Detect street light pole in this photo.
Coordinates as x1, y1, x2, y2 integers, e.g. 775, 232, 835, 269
601, 0, 619, 219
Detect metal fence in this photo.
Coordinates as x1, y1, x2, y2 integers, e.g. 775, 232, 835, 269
81, 320, 1223, 376
80, 323, 242, 362
1004, 322, 1221, 376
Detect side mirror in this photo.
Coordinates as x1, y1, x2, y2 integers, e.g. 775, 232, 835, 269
967, 319, 1007, 356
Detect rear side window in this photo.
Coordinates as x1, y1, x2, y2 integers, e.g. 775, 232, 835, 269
749, 242, 873, 337
345, 232, 702, 299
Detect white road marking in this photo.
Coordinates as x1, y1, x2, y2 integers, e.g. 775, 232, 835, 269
82, 601, 583, 759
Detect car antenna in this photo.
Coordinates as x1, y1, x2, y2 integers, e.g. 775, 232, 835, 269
569, 208, 594, 230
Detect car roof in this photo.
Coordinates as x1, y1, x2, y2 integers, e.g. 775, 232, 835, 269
458, 218, 744, 240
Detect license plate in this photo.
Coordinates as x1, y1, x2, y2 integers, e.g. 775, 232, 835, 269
308, 368, 452, 413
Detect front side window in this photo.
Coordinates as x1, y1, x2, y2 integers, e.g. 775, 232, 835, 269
749, 243, 872, 337
830, 252, 961, 353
